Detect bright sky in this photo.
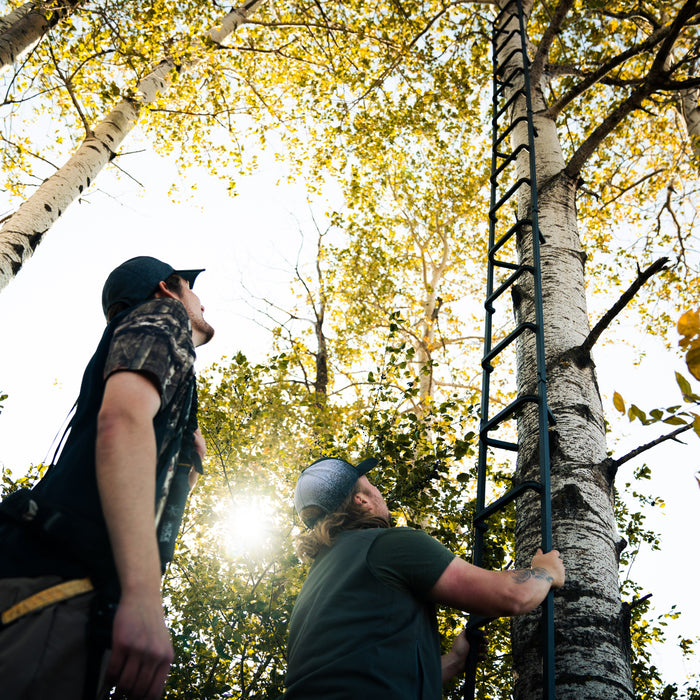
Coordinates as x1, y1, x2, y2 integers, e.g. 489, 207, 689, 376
0, 133, 698, 687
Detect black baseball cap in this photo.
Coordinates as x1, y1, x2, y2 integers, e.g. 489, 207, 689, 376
294, 456, 378, 528
101, 256, 204, 319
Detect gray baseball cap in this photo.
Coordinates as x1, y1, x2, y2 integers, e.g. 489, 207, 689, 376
294, 456, 378, 528
102, 256, 204, 319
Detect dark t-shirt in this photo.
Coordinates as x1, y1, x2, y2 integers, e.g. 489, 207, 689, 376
285, 527, 456, 699
0, 298, 197, 582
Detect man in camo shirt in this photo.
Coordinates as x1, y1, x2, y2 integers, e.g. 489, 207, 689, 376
0, 256, 214, 700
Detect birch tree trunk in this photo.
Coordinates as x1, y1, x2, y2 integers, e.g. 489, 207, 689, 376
416, 231, 449, 406
678, 88, 700, 162
0, 0, 268, 293
0, 0, 83, 71
496, 2, 634, 697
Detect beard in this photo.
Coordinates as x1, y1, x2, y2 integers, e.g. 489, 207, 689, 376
192, 316, 215, 346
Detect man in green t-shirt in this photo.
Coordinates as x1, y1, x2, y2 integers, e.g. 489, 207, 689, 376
284, 456, 565, 699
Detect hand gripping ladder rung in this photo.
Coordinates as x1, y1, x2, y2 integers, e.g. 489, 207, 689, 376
462, 0, 555, 697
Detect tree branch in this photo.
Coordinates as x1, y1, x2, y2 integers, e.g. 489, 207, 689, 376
531, 0, 577, 87
564, 83, 650, 179
545, 24, 670, 120
574, 257, 669, 365
564, 0, 699, 177
606, 423, 693, 478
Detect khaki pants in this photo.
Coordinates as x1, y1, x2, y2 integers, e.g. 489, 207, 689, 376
0, 576, 110, 700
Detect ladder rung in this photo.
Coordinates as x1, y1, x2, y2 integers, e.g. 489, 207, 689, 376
484, 266, 533, 312
493, 70, 522, 95
480, 394, 539, 434
490, 218, 531, 258
495, 65, 524, 89
493, 259, 519, 270
493, 28, 522, 60
495, 90, 528, 125
490, 143, 529, 183
493, 0, 519, 29
489, 177, 531, 220
473, 480, 543, 526
482, 322, 536, 368
484, 437, 518, 451
494, 115, 528, 151
493, 14, 519, 35
496, 47, 525, 75
498, 64, 527, 87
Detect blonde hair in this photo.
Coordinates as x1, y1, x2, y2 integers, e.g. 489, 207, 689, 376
296, 483, 390, 562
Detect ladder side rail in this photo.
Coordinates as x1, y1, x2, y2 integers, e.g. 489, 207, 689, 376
516, 0, 555, 696
474, 23, 506, 571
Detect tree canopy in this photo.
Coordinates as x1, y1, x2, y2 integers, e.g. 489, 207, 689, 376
1, 0, 699, 696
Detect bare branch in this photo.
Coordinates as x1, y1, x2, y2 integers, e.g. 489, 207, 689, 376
574, 257, 669, 365
46, 43, 91, 136
606, 423, 694, 476
564, 84, 649, 179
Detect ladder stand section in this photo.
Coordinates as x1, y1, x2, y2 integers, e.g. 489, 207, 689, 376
464, 0, 554, 697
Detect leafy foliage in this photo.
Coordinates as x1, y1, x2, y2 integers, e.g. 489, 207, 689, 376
2, 0, 700, 695
679, 308, 700, 381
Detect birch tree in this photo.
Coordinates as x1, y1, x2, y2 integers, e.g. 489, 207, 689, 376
234, 1, 699, 694
485, 0, 699, 697
0, 0, 268, 292
1, 0, 698, 695
0, 0, 84, 70
175, 1, 697, 693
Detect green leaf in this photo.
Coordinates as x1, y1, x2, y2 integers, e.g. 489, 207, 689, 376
629, 404, 647, 424
676, 371, 693, 399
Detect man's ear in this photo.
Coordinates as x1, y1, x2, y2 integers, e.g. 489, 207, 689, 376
154, 280, 178, 300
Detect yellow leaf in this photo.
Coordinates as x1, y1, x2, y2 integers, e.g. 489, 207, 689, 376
613, 391, 625, 414
678, 310, 700, 340
687, 347, 700, 382
693, 415, 700, 438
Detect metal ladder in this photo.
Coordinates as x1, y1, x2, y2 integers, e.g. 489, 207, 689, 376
463, 0, 554, 696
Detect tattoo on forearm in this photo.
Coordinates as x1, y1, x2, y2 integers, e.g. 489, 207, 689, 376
512, 567, 553, 584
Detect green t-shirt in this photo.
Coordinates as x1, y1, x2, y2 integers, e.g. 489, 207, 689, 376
285, 527, 456, 699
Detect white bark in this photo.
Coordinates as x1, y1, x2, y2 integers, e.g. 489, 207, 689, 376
494, 2, 634, 697
0, 0, 269, 293
678, 89, 700, 162
0, 0, 82, 72
416, 232, 449, 405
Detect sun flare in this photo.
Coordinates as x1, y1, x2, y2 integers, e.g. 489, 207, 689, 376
219, 497, 273, 557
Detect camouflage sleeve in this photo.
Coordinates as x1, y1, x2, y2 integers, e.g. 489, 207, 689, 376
104, 298, 196, 408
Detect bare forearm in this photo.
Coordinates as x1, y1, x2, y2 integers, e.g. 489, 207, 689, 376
441, 650, 465, 684
429, 549, 565, 617
96, 363, 175, 697
441, 629, 470, 684
503, 566, 556, 615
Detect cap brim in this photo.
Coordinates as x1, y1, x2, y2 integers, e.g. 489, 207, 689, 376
176, 268, 204, 288
355, 457, 378, 475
